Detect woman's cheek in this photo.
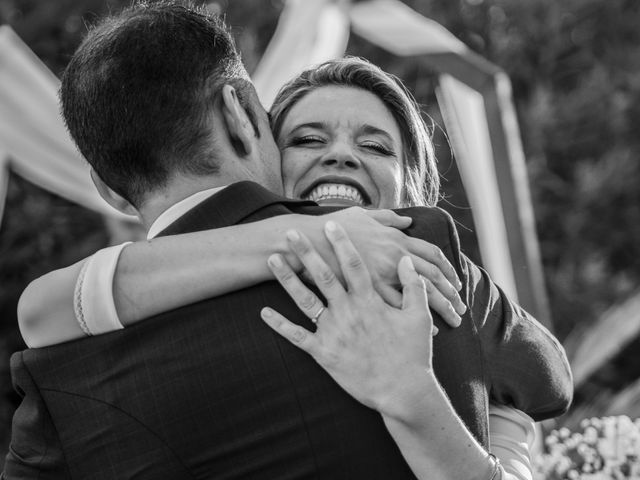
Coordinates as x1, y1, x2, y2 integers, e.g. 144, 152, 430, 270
376, 164, 403, 208
280, 152, 305, 198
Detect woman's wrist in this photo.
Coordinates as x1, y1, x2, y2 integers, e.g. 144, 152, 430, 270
377, 367, 438, 425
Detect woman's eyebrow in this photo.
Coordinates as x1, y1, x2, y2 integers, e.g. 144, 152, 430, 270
359, 124, 395, 144
288, 122, 326, 134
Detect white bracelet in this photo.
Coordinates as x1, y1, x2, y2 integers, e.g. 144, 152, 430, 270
73, 259, 92, 336
73, 243, 130, 336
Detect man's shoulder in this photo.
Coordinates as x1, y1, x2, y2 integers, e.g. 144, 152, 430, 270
394, 205, 454, 225
394, 206, 457, 245
15, 279, 282, 384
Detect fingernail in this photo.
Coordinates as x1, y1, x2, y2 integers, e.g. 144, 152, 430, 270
261, 307, 273, 318
456, 302, 467, 315
432, 325, 439, 336
456, 278, 463, 291
268, 254, 283, 268
286, 230, 300, 242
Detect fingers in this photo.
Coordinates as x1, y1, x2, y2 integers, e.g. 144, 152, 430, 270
409, 238, 462, 292
364, 209, 412, 229
412, 254, 466, 316
267, 253, 327, 321
419, 276, 459, 329
285, 230, 345, 302
261, 307, 318, 354
398, 256, 427, 312
323, 221, 373, 294
398, 257, 438, 336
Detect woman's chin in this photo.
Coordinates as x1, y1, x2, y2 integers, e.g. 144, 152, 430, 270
315, 198, 366, 207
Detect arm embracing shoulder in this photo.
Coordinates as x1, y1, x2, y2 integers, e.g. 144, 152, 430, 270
462, 257, 573, 420
18, 215, 320, 347
431, 208, 572, 419
19, 209, 453, 348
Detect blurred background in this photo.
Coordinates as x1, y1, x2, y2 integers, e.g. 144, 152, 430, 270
2, 0, 640, 472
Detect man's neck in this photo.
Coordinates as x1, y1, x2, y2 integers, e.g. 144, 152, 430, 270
136, 175, 229, 232
136, 166, 284, 233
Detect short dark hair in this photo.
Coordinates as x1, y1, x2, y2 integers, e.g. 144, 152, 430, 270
270, 57, 439, 207
60, 0, 253, 205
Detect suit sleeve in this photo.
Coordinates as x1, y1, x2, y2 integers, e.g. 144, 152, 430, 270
436, 209, 573, 421
2, 352, 70, 479
454, 250, 572, 418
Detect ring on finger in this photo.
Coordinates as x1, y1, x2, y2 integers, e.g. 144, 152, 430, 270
310, 306, 325, 324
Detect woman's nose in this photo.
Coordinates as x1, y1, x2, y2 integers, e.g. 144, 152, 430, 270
320, 144, 361, 169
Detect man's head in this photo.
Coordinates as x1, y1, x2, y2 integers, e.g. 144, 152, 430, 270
61, 1, 281, 213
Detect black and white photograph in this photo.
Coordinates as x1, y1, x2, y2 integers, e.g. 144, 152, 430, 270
1, 0, 639, 478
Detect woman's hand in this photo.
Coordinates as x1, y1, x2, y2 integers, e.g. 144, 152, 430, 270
318, 207, 466, 328
261, 220, 436, 418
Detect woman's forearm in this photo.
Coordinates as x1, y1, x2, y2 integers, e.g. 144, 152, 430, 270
18, 215, 315, 346
18, 260, 87, 348
110, 208, 441, 325
380, 373, 523, 480
19, 208, 460, 348
113, 216, 307, 325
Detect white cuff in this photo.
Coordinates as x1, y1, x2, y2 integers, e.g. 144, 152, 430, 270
74, 242, 131, 336
489, 404, 535, 480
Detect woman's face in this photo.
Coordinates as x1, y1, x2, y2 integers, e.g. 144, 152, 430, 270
278, 85, 404, 208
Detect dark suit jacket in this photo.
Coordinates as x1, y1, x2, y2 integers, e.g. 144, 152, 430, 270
3, 181, 572, 479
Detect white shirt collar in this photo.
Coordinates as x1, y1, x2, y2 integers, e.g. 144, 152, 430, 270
146, 186, 227, 239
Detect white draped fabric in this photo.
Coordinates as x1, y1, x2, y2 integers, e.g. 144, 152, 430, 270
252, 0, 350, 109
436, 75, 518, 299
0, 26, 131, 221
350, 0, 468, 55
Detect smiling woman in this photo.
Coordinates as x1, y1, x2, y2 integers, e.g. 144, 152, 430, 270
277, 85, 404, 208
270, 56, 438, 208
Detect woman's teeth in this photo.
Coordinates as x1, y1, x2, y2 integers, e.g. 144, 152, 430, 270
305, 183, 365, 206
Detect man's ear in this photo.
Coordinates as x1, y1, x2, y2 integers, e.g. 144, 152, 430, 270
220, 84, 255, 157
90, 169, 137, 216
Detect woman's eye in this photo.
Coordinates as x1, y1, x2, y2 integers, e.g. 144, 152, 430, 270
361, 142, 395, 156
289, 135, 324, 147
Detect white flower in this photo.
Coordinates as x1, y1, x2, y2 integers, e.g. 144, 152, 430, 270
535, 415, 640, 479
